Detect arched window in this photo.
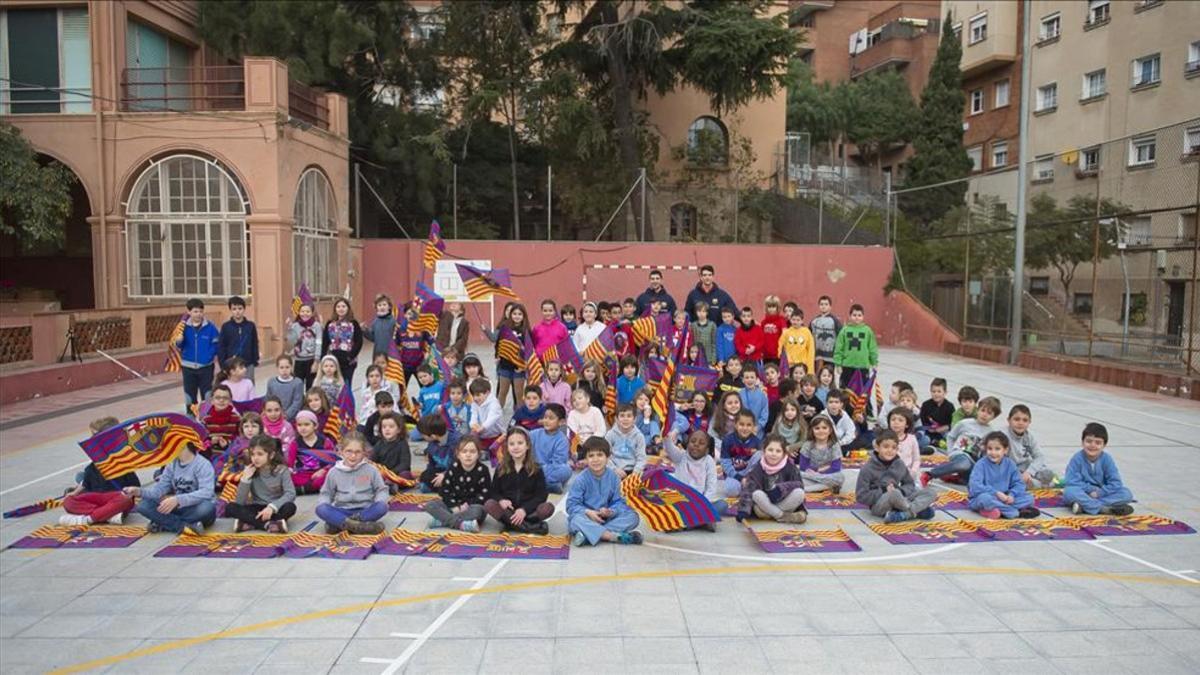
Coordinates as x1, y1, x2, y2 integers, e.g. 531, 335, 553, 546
687, 116, 728, 165
125, 154, 249, 297
669, 203, 698, 241
293, 169, 338, 295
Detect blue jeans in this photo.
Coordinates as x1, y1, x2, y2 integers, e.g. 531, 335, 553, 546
315, 502, 388, 527
182, 365, 214, 412
136, 496, 216, 533
928, 452, 974, 480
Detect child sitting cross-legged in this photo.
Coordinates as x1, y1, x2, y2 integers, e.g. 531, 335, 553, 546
60, 417, 139, 526
1064, 422, 1135, 516
735, 434, 808, 524
126, 441, 216, 534
797, 413, 844, 494
226, 435, 297, 533
855, 430, 937, 524
530, 403, 572, 493
968, 431, 1040, 520
288, 410, 336, 494
484, 428, 554, 535
423, 436, 491, 532
1004, 404, 1058, 488
566, 436, 643, 546
605, 403, 647, 479
315, 431, 389, 535
510, 385, 546, 431
720, 410, 761, 495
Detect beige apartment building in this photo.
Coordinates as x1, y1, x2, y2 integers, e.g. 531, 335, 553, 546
1, 0, 352, 352
1019, 0, 1199, 356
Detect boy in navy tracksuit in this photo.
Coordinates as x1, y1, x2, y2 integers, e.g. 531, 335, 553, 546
177, 298, 220, 411
217, 295, 260, 382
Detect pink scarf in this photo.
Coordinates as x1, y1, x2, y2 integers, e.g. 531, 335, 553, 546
761, 453, 788, 475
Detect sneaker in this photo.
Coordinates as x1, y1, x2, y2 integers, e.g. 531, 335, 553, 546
529, 522, 550, 536
343, 517, 385, 535
234, 520, 252, 533
779, 510, 808, 525
915, 507, 936, 520
58, 514, 91, 527
1071, 502, 1083, 515
265, 521, 283, 534
979, 508, 1002, 520
919, 473, 933, 488
275, 519, 288, 533
324, 522, 344, 535
1051, 476, 1065, 489
617, 531, 644, 545
182, 524, 204, 537
107, 512, 124, 525
427, 516, 446, 529
572, 531, 588, 547
1017, 507, 1041, 519
919, 445, 937, 456
1109, 504, 1134, 517
459, 520, 480, 533
884, 510, 912, 524
146, 522, 163, 534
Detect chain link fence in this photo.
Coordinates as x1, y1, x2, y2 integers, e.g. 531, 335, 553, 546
892, 117, 1200, 377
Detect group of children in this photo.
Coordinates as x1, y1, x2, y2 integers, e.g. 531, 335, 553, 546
58, 290, 1136, 547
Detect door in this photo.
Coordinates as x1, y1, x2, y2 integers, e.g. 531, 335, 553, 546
1166, 281, 1185, 345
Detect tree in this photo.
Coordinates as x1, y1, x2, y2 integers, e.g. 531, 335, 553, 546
1024, 193, 1127, 303
785, 60, 853, 163
903, 13, 972, 228
0, 122, 75, 244
844, 70, 916, 187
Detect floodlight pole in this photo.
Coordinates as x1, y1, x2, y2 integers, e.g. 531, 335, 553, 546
1009, 0, 1033, 365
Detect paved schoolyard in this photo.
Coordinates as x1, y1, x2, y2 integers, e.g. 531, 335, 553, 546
1, 347, 1198, 674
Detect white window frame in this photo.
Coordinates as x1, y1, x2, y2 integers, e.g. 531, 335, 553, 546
994, 79, 1010, 107
969, 88, 984, 115
1128, 135, 1156, 167
1131, 53, 1161, 87
1190, 41, 1200, 65
967, 145, 983, 172
1039, 13, 1061, 41
292, 168, 339, 296
1082, 69, 1106, 99
1080, 146, 1101, 173
1087, 0, 1110, 26
968, 13, 988, 45
1185, 126, 1200, 155
125, 154, 251, 299
991, 141, 1008, 168
1034, 154, 1055, 180
1036, 83, 1057, 111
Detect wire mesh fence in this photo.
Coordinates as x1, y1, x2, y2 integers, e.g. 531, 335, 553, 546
891, 117, 1200, 377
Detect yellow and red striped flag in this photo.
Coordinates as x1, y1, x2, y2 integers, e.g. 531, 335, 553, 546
455, 263, 519, 301
164, 314, 187, 373
81, 413, 207, 479
423, 220, 446, 269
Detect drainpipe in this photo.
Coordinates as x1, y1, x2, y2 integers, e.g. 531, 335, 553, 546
94, 28, 108, 308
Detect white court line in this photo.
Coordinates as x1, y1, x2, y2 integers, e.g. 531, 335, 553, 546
1085, 539, 1200, 584
364, 558, 509, 674
0, 461, 88, 496
644, 540, 968, 564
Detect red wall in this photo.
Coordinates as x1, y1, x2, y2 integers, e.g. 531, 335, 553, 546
361, 240, 897, 336
878, 289, 961, 351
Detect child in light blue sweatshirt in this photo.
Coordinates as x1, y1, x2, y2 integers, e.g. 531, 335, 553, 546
605, 404, 647, 478
738, 369, 769, 439
127, 442, 216, 534
531, 404, 572, 493
567, 437, 642, 546
715, 308, 737, 365
442, 380, 472, 440
615, 356, 645, 406
1064, 422, 1134, 516
967, 432, 1039, 519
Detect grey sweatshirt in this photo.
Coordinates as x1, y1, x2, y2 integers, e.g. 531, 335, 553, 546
234, 465, 297, 511
664, 438, 722, 503
318, 460, 388, 510
946, 418, 993, 459
141, 454, 215, 508
1004, 428, 1048, 476
267, 376, 306, 420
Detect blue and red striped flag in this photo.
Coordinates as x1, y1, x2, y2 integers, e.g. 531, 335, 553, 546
323, 383, 358, 443
80, 413, 207, 479
631, 313, 673, 348
543, 335, 583, 375
522, 330, 545, 385
456, 264, 519, 301
582, 324, 616, 364
429, 343, 454, 402
164, 313, 187, 373
423, 220, 447, 269
495, 326, 526, 369
620, 466, 721, 532
290, 283, 315, 318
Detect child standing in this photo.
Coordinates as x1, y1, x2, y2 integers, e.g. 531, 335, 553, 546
667, 310, 693, 355
531, 404, 572, 493
364, 294, 397, 360
540, 361, 573, 410
606, 404, 647, 479
218, 295, 259, 382
60, 418, 139, 526
1004, 405, 1057, 488
721, 410, 762, 495
690, 303, 717, 367
566, 437, 643, 546
286, 302, 322, 390
968, 432, 1039, 519
855, 430, 936, 523
833, 304, 878, 389
287, 410, 337, 494
532, 299, 569, 356
485, 428, 554, 535
663, 430, 726, 521
494, 304, 530, 410
226, 435, 297, 532
759, 296, 787, 362
424, 437, 492, 532
316, 432, 389, 535
738, 369, 769, 437
176, 298, 220, 410
809, 295, 842, 374
1064, 422, 1135, 516
322, 297, 363, 387
797, 413, 845, 493
735, 435, 807, 524
267, 354, 305, 420
715, 307, 737, 367
572, 302, 606, 354
919, 378, 955, 448
127, 442, 216, 534
615, 356, 645, 406
778, 310, 815, 375
218, 357, 256, 403
372, 412, 412, 481
734, 306, 765, 364
567, 388, 607, 444
923, 396, 1001, 486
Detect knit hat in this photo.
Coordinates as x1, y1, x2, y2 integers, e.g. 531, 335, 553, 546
296, 410, 318, 427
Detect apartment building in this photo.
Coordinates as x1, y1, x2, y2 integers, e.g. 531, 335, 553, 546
0, 0, 351, 347
1022, 0, 1199, 350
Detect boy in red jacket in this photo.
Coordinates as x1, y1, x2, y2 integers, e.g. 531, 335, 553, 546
734, 306, 765, 364
759, 295, 787, 362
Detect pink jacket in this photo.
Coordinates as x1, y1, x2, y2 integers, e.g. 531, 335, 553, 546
897, 433, 921, 482
540, 378, 572, 409
531, 319, 568, 355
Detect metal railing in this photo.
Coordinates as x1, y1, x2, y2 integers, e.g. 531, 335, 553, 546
120, 65, 245, 112
288, 80, 329, 130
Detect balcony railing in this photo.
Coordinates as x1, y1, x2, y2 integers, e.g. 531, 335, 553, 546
288, 79, 330, 130
120, 65, 245, 112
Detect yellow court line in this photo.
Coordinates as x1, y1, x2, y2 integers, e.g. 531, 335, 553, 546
51, 560, 1199, 674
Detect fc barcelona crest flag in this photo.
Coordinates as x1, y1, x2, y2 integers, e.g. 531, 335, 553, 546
80, 413, 207, 479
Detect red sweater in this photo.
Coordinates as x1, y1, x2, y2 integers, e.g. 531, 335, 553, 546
759, 314, 787, 360
203, 406, 241, 450
734, 321, 765, 362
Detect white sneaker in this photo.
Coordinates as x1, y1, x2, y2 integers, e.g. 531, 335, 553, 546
58, 514, 91, 526
107, 512, 124, 525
